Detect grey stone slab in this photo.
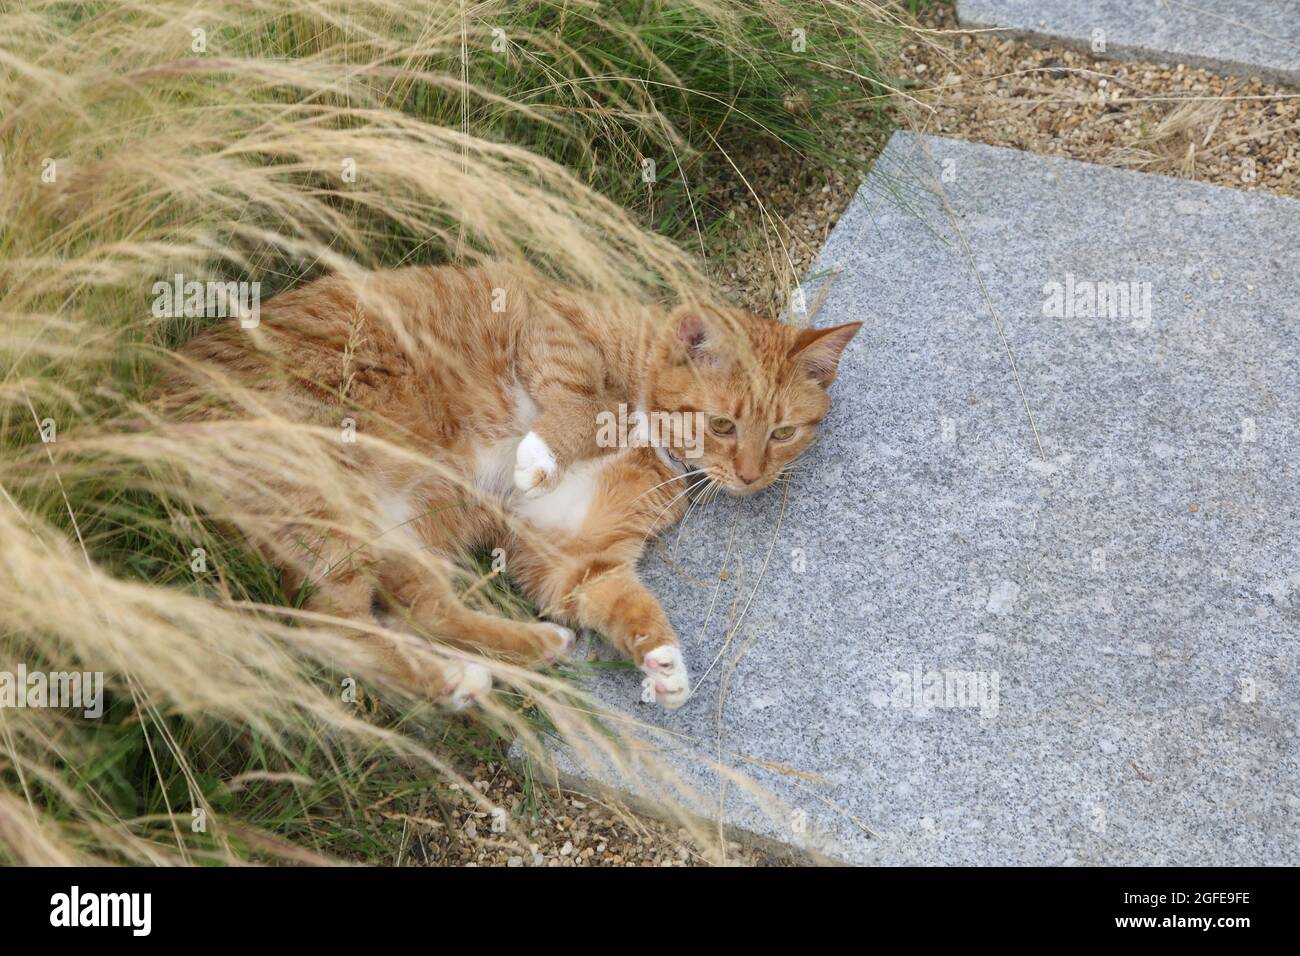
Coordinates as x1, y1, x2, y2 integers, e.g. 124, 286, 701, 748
957, 0, 1300, 86
529, 132, 1300, 865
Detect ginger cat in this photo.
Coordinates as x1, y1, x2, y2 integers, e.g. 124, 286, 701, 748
167, 265, 859, 710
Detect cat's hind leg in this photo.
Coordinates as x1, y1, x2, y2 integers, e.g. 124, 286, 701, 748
280, 531, 491, 710
378, 560, 575, 665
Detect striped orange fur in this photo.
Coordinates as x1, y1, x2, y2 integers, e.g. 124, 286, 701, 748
162, 264, 859, 709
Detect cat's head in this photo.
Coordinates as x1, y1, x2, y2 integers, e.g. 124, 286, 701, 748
645, 306, 861, 496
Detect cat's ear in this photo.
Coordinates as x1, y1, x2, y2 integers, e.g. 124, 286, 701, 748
790, 322, 861, 386
671, 308, 724, 367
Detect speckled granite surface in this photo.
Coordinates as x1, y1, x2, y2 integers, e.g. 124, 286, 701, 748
957, 0, 1300, 85
531, 133, 1300, 865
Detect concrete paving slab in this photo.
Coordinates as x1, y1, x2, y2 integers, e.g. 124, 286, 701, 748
957, 0, 1300, 86
529, 132, 1300, 865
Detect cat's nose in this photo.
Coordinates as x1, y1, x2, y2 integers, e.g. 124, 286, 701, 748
735, 457, 762, 485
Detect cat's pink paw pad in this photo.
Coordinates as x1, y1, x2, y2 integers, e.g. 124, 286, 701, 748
538, 622, 576, 661
440, 660, 492, 712
514, 432, 557, 497
639, 646, 690, 709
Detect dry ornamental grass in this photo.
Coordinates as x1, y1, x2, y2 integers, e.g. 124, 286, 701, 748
0, 0, 912, 867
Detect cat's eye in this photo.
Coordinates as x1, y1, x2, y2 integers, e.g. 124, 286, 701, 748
709, 417, 735, 436
770, 425, 796, 441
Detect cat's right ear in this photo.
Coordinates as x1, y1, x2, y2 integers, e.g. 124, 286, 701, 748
671, 308, 723, 367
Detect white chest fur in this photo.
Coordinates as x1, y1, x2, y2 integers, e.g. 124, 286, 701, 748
510, 456, 607, 532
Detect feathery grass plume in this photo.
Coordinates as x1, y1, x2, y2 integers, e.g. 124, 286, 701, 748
0, 0, 908, 865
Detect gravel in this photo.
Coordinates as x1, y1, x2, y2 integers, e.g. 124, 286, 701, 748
903, 5, 1298, 194
406, 760, 768, 867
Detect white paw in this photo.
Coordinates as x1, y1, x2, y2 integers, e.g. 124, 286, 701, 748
538, 622, 576, 661
514, 431, 557, 497
639, 646, 690, 709
440, 660, 492, 712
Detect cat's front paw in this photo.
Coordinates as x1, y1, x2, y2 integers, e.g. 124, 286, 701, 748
514, 431, 558, 498
639, 645, 690, 709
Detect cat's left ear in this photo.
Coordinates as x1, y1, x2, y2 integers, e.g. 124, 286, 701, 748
670, 307, 726, 368
790, 322, 862, 386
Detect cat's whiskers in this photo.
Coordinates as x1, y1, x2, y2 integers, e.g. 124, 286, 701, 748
632, 468, 698, 504
674, 497, 701, 548
775, 462, 808, 485
645, 480, 700, 537
673, 474, 720, 546
706, 477, 726, 508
